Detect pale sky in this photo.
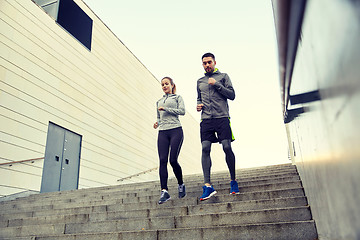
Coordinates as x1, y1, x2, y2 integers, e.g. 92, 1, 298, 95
82, 0, 290, 168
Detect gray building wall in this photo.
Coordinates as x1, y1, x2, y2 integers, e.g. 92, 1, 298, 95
273, 0, 360, 239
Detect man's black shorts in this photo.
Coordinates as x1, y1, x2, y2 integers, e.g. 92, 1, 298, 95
200, 117, 235, 143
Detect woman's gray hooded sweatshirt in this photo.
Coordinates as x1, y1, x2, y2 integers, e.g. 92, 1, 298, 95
156, 94, 185, 130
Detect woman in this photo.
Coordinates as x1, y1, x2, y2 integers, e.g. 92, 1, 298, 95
153, 77, 186, 204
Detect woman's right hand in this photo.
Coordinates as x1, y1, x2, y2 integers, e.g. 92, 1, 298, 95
153, 122, 159, 129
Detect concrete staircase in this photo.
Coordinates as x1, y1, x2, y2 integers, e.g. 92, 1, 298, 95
0, 163, 318, 240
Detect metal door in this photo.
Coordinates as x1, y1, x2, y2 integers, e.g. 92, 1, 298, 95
40, 122, 82, 193
59, 130, 81, 191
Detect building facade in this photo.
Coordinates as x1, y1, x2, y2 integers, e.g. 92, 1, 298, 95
0, 0, 224, 197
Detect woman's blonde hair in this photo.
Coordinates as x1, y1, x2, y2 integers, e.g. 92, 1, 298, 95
161, 77, 176, 94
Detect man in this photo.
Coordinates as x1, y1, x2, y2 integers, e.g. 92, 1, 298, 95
197, 52, 239, 201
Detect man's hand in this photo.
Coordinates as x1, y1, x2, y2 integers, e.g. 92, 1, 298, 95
153, 122, 159, 129
197, 104, 204, 112
208, 77, 216, 85
158, 107, 164, 111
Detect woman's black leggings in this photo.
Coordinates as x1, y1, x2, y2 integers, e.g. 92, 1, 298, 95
158, 127, 184, 190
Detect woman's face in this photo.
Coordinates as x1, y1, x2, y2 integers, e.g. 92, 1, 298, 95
161, 78, 173, 94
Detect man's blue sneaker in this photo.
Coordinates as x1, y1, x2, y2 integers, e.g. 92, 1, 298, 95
199, 185, 217, 201
230, 180, 240, 194
178, 184, 186, 198
158, 190, 171, 204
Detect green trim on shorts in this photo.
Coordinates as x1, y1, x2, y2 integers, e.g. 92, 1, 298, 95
229, 117, 235, 141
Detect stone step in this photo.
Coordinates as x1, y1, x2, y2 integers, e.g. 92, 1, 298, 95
0, 164, 295, 195
0, 187, 305, 223
176, 164, 296, 180
0, 173, 301, 210
0, 206, 312, 238
112, 168, 298, 189
67, 180, 303, 205
0, 196, 308, 227
0, 185, 305, 215
134, 180, 303, 197
0, 168, 298, 206
1, 178, 302, 211
0, 220, 317, 240
181, 168, 297, 183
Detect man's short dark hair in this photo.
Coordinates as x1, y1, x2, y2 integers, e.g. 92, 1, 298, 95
202, 52, 215, 60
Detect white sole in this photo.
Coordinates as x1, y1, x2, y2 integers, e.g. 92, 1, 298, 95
200, 191, 217, 201
158, 197, 171, 204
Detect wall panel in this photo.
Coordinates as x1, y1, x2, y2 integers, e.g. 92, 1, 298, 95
0, 0, 216, 197
285, 0, 360, 239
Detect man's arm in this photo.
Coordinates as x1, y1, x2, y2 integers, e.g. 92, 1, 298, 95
197, 81, 202, 104
197, 81, 204, 111
213, 74, 235, 100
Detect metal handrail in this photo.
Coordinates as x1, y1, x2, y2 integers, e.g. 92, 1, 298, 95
117, 166, 159, 182
1, 158, 157, 182
0, 157, 44, 166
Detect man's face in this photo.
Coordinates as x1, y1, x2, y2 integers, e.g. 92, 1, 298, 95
202, 57, 216, 73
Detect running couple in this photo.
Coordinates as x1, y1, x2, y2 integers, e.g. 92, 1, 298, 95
153, 52, 239, 204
